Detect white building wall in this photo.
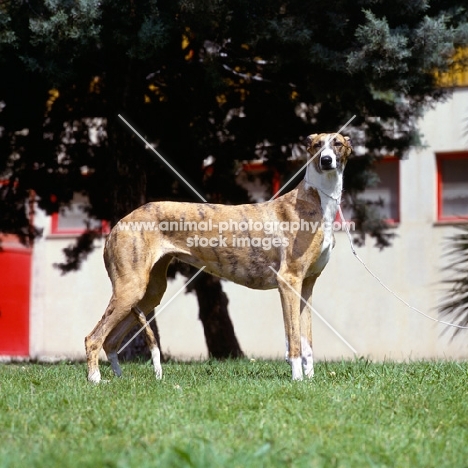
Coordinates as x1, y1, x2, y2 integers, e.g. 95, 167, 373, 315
28, 88, 468, 362
30, 211, 111, 360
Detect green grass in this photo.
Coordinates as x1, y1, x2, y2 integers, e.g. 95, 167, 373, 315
0, 359, 467, 467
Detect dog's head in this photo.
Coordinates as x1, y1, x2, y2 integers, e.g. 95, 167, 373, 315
306, 133, 353, 173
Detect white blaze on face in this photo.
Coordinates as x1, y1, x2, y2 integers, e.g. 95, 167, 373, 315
305, 135, 341, 186
319, 137, 337, 170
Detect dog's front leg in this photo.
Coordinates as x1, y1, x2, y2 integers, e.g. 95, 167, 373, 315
300, 275, 318, 378
278, 274, 303, 380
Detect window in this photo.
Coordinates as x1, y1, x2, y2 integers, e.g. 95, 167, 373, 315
339, 157, 400, 224
437, 152, 468, 222
362, 157, 400, 223
51, 192, 108, 235
235, 162, 280, 202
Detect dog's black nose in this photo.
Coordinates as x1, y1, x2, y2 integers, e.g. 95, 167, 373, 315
320, 155, 333, 169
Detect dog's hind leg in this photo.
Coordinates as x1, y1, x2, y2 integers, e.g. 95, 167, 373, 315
134, 255, 172, 379
101, 255, 172, 380
132, 306, 162, 379
102, 308, 160, 378
300, 275, 318, 378
85, 282, 146, 383
85, 249, 157, 383
103, 313, 138, 377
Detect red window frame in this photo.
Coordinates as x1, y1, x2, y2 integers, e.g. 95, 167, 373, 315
241, 162, 281, 198
50, 193, 109, 236
50, 213, 109, 236
436, 151, 468, 223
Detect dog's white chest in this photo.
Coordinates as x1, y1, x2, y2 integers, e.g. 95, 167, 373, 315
309, 192, 338, 275
304, 163, 342, 275
320, 195, 337, 249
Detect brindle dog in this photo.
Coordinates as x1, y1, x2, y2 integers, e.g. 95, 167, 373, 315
85, 133, 352, 382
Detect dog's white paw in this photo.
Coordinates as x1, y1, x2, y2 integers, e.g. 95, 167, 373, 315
154, 365, 163, 380
291, 357, 304, 381
87, 369, 101, 384
151, 347, 162, 379
302, 356, 314, 379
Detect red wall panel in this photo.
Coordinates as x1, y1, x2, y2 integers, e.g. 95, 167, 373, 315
0, 245, 31, 356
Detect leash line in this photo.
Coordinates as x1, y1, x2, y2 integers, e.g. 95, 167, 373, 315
337, 205, 468, 330
315, 186, 341, 203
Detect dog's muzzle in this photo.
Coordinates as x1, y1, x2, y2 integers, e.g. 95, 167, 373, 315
320, 153, 336, 171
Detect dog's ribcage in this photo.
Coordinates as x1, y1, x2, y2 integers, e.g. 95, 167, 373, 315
112, 181, 328, 292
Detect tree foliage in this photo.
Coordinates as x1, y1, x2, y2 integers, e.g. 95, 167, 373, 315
1, 0, 467, 246
0, 0, 467, 349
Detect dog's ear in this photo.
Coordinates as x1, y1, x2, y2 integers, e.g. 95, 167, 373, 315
306, 134, 318, 147
344, 136, 353, 152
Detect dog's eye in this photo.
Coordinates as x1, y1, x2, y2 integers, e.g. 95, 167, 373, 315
313, 142, 322, 149
334, 141, 343, 147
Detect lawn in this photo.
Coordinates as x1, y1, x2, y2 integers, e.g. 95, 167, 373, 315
0, 359, 467, 467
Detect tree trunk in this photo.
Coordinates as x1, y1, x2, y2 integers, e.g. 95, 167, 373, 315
193, 272, 244, 359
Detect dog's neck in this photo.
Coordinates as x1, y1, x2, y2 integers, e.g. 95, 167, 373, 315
301, 164, 343, 237
304, 165, 343, 203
